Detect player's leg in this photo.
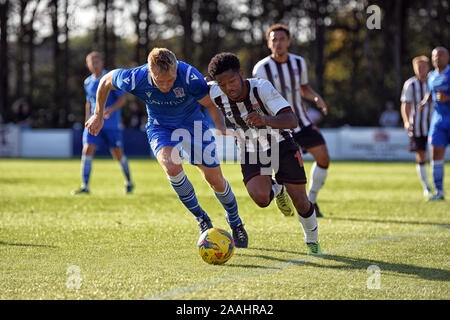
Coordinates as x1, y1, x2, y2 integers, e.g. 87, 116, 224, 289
241, 149, 294, 216
429, 145, 446, 200
305, 143, 329, 217
415, 149, 431, 196
244, 174, 274, 208
156, 145, 212, 232
275, 140, 322, 255
428, 125, 447, 201
197, 164, 248, 248
110, 147, 134, 193
196, 164, 240, 226
72, 129, 97, 194
104, 129, 134, 193
285, 183, 322, 255
294, 126, 329, 217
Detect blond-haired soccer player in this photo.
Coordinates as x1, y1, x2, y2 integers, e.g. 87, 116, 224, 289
400, 56, 434, 197
85, 48, 248, 247
72, 51, 134, 195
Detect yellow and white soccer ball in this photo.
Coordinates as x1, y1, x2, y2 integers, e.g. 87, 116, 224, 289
197, 227, 235, 265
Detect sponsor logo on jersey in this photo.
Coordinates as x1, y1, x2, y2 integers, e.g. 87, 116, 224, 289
173, 87, 185, 98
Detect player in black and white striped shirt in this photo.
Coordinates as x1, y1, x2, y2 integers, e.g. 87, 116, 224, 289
253, 24, 329, 217
400, 56, 434, 196
208, 52, 322, 255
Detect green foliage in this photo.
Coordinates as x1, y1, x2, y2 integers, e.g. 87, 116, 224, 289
3, 0, 450, 128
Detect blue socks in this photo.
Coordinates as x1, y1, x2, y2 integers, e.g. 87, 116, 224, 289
214, 179, 242, 227
431, 160, 444, 193
81, 155, 93, 190
168, 170, 207, 221
119, 155, 132, 185
168, 171, 242, 227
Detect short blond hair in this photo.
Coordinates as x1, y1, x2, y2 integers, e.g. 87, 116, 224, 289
412, 55, 429, 67
86, 51, 103, 62
148, 48, 177, 74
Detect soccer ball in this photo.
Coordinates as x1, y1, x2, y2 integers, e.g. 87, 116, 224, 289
198, 228, 235, 265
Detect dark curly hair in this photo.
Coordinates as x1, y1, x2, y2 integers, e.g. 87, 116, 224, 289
208, 52, 240, 79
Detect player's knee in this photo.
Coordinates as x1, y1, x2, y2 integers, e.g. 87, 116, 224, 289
249, 190, 271, 208
317, 154, 330, 168
163, 162, 183, 177
83, 144, 96, 156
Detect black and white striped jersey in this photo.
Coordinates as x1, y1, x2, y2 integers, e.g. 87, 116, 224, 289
209, 78, 293, 152
253, 53, 310, 133
400, 76, 434, 138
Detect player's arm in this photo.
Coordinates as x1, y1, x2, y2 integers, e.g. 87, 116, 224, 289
436, 90, 450, 102
84, 101, 91, 123
85, 70, 117, 135
400, 102, 412, 132
300, 84, 328, 116
103, 94, 126, 119
245, 108, 297, 129
418, 92, 432, 111
198, 94, 228, 135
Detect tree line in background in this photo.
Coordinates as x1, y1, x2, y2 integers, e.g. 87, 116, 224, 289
0, 0, 449, 129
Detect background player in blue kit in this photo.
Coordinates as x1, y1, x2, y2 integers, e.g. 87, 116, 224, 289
72, 51, 134, 195
85, 48, 248, 247
420, 46, 450, 201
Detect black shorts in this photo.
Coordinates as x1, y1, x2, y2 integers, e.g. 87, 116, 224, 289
240, 138, 307, 185
293, 124, 326, 153
409, 136, 428, 152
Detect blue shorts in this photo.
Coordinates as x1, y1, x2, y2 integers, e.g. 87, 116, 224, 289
428, 119, 450, 148
146, 120, 219, 167
83, 127, 123, 149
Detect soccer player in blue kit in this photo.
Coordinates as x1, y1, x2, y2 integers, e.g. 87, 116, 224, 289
72, 51, 134, 195
420, 46, 450, 201
85, 48, 248, 247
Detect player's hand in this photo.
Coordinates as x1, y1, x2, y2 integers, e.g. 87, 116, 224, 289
85, 113, 104, 136
436, 90, 450, 102
418, 101, 426, 111
103, 108, 112, 119
314, 97, 328, 116
403, 121, 411, 132
245, 112, 267, 127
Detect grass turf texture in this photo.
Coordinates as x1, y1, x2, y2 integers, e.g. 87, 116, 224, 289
0, 159, 449, 300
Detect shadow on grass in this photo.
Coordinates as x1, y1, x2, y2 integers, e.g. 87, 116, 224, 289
0, 241, 57, 248
238, 250, 450, 282
224, 263, 281, 270
326, 216, 449, 227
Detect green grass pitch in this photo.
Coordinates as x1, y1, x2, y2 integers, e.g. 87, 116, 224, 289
0, 158, 449, 300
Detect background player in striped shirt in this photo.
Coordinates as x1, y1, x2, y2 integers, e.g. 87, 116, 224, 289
72, 51, 134, 195
85, 48, 248, 247
253, 24, 329, 217
208, 52, 322, 255
400, 56, 434, 197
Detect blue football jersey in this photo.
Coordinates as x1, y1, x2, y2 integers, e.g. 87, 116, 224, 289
84, 70, 124, 129
111, 61, 209, 128
428, 65, 450, 121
